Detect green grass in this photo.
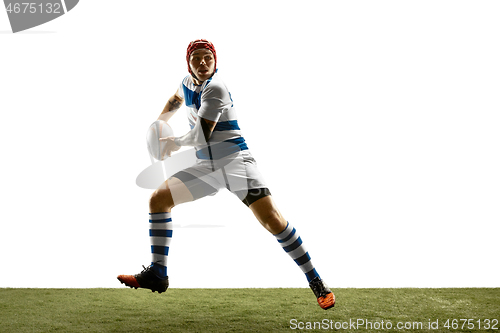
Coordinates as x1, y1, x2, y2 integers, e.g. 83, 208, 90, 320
0, 288, 499, 332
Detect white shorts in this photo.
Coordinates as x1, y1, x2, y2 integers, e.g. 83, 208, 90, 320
171, 150, 270, 205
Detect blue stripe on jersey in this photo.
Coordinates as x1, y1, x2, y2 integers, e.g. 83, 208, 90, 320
183, 85, 201, 109
214, 120, 240, 131
226, 137, 248, 149
196, 137, 248, 160
191, 120, 239, 131
183, 75, 214, 109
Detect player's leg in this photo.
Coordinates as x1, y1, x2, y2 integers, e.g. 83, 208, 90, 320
147, 173, 220, 279
118, 168, 221, 293
246, 191, 287, 234
149, 176, 194, 213
247, 195, 335, 310
146, 176, 194, 278
224, 152, 333, 307
117, 177, 194, 293
248, 195, 318, 280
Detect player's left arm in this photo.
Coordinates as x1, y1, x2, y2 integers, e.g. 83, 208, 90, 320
158, 89, 184, 123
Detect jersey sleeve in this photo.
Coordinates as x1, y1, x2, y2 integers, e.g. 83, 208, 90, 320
197, 82, 230, 122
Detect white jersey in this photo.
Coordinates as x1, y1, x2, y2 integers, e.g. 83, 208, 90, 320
177, 71, 248, 159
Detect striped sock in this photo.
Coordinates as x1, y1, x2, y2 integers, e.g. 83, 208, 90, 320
274, 222, 320, 283
149, 212, 173, 278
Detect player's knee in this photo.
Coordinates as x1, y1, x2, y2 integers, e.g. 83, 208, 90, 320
149, 188, 175, 212
261, 210, 286, 234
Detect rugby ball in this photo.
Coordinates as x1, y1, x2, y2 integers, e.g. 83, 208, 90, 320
147, 120, 174, 161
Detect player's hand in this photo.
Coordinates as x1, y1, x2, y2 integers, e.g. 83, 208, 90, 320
159, 136, 180, 157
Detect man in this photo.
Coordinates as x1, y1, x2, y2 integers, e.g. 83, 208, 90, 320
118, 39, 335, 310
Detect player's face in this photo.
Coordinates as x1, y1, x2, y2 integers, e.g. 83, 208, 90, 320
189, 49, 215, 83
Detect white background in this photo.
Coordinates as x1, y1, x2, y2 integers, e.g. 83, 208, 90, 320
1, 1, 499, 289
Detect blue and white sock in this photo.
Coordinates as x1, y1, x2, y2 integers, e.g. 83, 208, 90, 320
149, 212, 173, 278
274, 222, 320, 283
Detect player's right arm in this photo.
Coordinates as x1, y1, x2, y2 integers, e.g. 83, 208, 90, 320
158, 89, 184, 123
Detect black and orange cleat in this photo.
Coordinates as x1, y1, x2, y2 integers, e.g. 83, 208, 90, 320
117, 264, 169, 294
309, 277, 335, 309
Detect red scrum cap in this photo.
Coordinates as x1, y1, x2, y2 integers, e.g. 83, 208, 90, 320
186, 39, 217, 75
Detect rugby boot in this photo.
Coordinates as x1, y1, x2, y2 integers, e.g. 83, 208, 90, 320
309, 277, 335, 309
117, 264, 169, 294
